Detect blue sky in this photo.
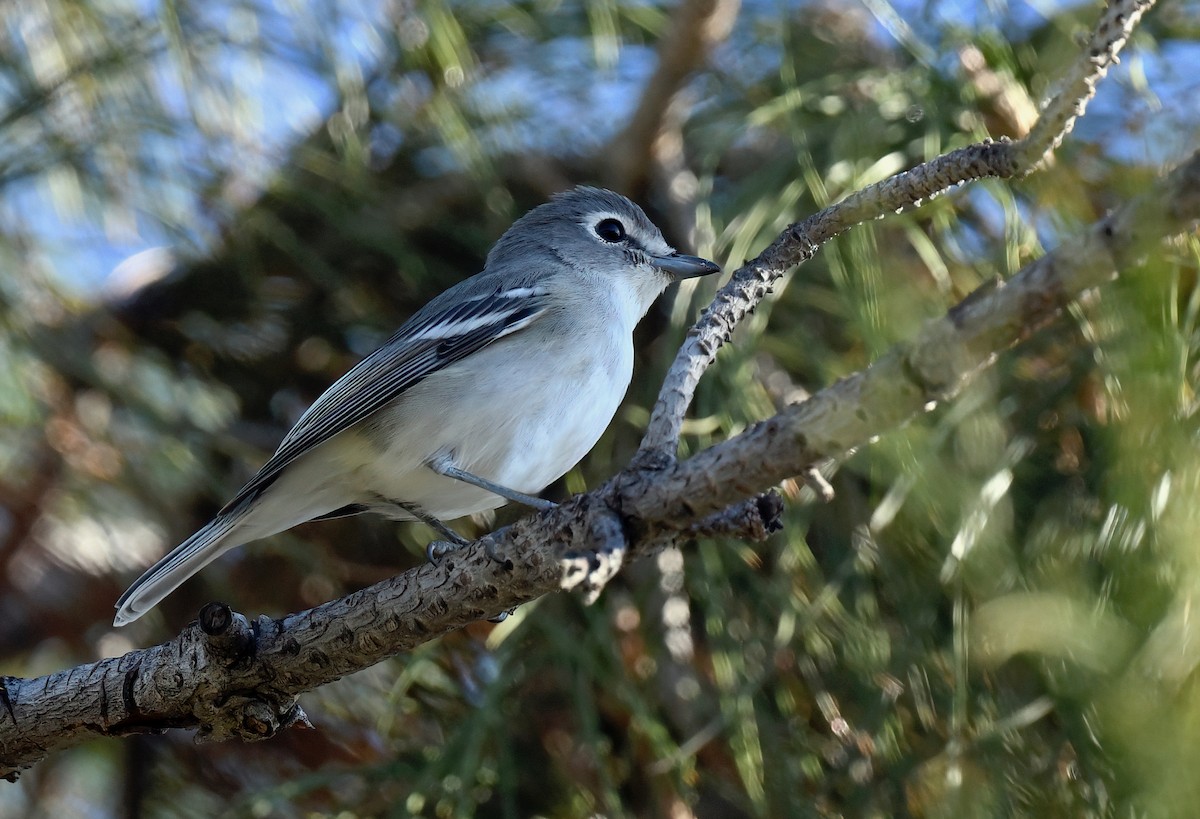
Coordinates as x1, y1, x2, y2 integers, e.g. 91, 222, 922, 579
3, 0, 1195, 299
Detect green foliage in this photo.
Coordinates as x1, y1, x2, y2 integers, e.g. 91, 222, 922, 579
2, 0, 1198, 817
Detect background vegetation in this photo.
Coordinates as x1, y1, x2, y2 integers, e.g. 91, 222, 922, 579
1, 0, 1198, 816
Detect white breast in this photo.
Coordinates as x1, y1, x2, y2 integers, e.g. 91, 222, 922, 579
347, 275, 646, 521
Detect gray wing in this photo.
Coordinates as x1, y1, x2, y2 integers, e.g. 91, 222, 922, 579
218, 283, 552, 512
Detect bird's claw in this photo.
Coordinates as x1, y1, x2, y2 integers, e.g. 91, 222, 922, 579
426, 539, 462, 564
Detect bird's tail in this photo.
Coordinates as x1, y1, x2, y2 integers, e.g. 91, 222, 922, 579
113, 509, 247, 627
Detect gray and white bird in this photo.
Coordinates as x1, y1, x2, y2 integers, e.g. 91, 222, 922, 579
114, 186, 720, 626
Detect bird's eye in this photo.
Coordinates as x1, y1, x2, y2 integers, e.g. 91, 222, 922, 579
594, 218, 626, 243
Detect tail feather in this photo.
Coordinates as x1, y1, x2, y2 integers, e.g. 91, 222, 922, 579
113, 512, 245, 627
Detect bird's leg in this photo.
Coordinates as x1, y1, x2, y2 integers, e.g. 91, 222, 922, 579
390, 499, 473, 564
427, 453, 557, 512
393, 500, 467, 544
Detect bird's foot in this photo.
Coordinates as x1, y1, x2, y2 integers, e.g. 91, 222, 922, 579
426, 539, 461, 564
426, 533, 512, 568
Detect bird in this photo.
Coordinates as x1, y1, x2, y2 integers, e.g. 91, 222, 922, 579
113, 186, 720, 626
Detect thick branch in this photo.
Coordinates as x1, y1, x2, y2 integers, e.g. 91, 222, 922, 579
3, 147, 1196, 779
637, 0, 1157, 458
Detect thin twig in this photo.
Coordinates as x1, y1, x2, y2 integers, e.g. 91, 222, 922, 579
637, 0, 1156, 460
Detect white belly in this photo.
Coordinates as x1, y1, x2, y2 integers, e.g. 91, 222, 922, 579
346, 322, 634, 521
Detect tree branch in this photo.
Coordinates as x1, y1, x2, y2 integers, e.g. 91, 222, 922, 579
624, 150, 1200, 520
0, 0, 1177, 780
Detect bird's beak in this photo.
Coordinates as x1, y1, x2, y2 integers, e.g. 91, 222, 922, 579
652, 252, 721, 280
